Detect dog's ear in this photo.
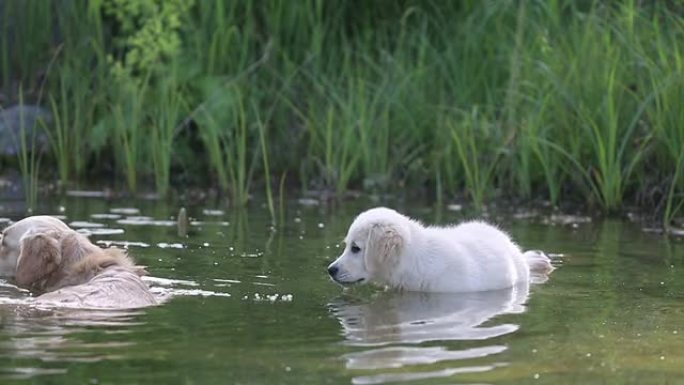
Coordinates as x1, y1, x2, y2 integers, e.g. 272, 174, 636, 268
15, 231, 62, 288
365, 223, 404, 272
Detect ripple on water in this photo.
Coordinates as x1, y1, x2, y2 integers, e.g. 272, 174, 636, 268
1, 367, 69, 380
190, 220, 230, 226
0, 300, 147, 378
328, 285, 528, 383
69, 221, 105, 228
156, 243, 185, 249
90, 213, 122, 220
202, 209, 225, 216
77, 228, 126, 236
142, 276, 199, 287
351, 364, 503, 385
142, 276, 231, 301
96, 240, 150, 248
116, 217, 176, 226
343, 345, 507, 370
109, 208, 140, 215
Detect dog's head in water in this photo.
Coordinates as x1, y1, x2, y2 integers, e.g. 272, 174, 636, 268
0, 216, 71, 277
327, 207, 412, 287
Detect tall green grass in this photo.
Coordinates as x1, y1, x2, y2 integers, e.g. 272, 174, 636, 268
645, 10, 684, 228
150, 78, 186, 197
196, 85, 255, 205
9, 89, 41, 212
1, 1, 684, 227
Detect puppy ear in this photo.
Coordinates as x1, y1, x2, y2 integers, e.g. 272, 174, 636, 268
15, 232, 62, 288
365, 223, 404, 272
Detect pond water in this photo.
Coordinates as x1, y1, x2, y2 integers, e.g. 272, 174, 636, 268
0, 196, 682, 384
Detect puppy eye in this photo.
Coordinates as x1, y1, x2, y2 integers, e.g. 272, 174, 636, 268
351, 245, 361, 253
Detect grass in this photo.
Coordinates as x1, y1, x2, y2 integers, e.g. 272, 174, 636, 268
150, 75, 186, 197
196, 84, 255, 205
108, 77, 149, 193
9, 89, 41, 212
448, 107, 506, 211
1, 1, 684, 226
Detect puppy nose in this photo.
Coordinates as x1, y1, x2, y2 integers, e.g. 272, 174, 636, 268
328, 265, 339, 277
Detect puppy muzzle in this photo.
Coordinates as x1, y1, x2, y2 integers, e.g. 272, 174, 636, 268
327, 263, 365, 285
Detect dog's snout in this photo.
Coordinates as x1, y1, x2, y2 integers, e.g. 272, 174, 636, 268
328, 265, 339, 277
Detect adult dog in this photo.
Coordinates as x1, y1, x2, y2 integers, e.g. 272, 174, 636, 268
0, 216, 157, 308
327, 207, 553, 292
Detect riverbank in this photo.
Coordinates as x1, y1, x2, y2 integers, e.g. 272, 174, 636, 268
1, 1, 683, 226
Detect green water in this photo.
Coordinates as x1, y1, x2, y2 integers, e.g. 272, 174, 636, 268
0, 197, 682, 384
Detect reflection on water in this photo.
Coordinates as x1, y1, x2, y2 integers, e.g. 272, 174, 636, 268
329, 282, 529, 383
0, 287, 145, 379
0, 271, 234, 381
0, 199, 683, 384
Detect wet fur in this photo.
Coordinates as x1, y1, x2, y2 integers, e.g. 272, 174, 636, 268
328, 207, 554, 293
3, 216, 147, 295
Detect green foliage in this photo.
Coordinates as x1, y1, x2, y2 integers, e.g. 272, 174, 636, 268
103, 0, 193, 82
1, 0, 684, 226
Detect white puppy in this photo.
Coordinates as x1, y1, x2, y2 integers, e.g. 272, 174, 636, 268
327, 207, 552, 292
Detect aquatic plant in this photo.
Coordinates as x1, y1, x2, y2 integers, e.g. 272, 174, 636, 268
9, 89, 41, 212
0, 0, 682, 225
150, 75, 186, 197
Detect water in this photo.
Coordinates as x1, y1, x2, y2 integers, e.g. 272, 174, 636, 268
0, 197, 683, 384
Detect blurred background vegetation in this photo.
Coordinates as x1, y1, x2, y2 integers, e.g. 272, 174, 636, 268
0, 0, 683, 227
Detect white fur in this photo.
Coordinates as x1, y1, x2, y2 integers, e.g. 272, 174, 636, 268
327, 207, 552, 292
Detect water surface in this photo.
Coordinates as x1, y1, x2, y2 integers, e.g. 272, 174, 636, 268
0, 197, 682, 384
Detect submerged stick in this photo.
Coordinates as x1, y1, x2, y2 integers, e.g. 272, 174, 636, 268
177, 207, 189, 237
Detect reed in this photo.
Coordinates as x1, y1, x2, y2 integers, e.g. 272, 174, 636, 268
448, 108, 505, 210
1, 1, 683, 224
10, 89, 40, 212
256, 107, 275, 226
196, 85, 254, 205
108, 78, 149, 193
150, 76, 186, 197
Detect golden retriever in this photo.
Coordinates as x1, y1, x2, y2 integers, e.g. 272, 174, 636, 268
0, 216, 157, 308
327, 207, 553, 292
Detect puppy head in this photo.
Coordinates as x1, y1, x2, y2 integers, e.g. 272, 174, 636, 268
15, 231, 62, 290
0, 216, 70, 277
328, 207, 411, 286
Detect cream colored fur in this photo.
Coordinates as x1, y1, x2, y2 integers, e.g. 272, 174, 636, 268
0, 216, 156, 308
327, 207, 553, 292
